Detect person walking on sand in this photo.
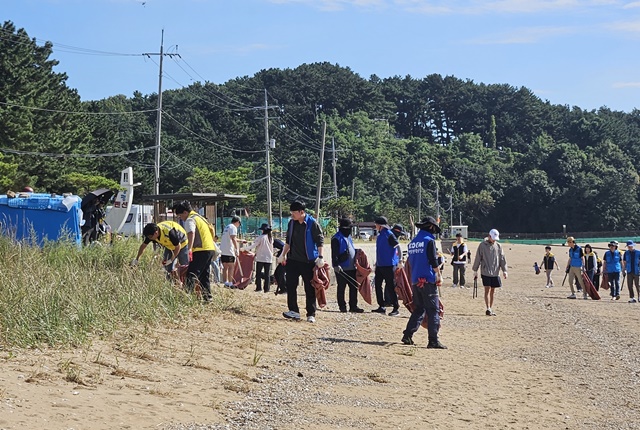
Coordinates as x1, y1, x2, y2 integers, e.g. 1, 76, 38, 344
277, 201, 324, 323
220, 216, 241, 288
541, 245, 559, 288
372, 216, 400, 316
401, 216, 446, 349
603, 240, 623, 300
173, 201, 216, 302
450, 233, 468, 289
241, 223, 274, 293
564, 237, 586, 299
472, 229, 508, 316
331, 218, 364, 313
583, 244, 598, 290
623, 240, 640, 303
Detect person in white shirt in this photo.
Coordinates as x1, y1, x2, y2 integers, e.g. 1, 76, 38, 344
242, 223, 275, 292
221, 216, 241, 287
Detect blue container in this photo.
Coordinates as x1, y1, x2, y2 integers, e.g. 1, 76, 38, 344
0, 194, 82, 246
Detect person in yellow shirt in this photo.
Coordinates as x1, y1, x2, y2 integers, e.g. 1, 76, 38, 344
133, 221, 190, 286
173, 201, 217, 302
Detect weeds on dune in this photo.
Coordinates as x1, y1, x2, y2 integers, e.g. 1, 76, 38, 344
0, 236, 245, 348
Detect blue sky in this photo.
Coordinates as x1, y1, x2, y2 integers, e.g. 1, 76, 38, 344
4, 0, 640, 112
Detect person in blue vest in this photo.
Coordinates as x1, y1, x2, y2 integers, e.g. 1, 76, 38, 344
623, 240, 640, 303
277, 201, 324, 323
401, 216, 446, 349
372, 216, 400, 316
564, 237, 586, 299
603, 240, 623, 300
331, 218, 364, 313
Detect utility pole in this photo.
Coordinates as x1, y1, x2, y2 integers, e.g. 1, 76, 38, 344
315, 121, 327, 218
435, 183, 440, 223
264, 89, 273, 228
417, 178, 422, 221
144, 29, 179, 222
331, 137, 338, 199
449, 194, 453, 227
278, 182, 282, 238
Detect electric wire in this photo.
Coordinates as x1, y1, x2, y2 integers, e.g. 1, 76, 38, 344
162, 110, 266, 154
0, 101, 156, 115
0, 146, 154, 158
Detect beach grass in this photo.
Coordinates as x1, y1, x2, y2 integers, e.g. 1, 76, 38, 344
0, 236, 243, 348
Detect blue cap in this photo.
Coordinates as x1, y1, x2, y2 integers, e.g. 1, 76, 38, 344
627, 240, 635, 247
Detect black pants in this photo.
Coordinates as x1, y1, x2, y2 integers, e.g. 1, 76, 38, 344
186, 250, 214, 300
336, 269, 358, 310
403, 283, 440, 342
274, 264, 286, 293
255, 262, 271, 291
375, 265, 398, 308
286, 259, 316, 317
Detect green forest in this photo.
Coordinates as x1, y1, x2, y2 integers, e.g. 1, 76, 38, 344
1, 21, 639, 234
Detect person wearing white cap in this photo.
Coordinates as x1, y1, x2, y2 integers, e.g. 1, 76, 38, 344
472, 228, 508, 316
622, 240, 640, 303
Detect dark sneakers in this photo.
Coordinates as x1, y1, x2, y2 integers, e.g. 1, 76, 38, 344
427, 341, 448, 349
372, 307, 386, 314
339, 307, 348, 313
349, 307, 365, 313
388, 307, 400, 317
401, 335, 414, 345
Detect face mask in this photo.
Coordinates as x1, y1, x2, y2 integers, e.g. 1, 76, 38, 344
340, 227, 352, 237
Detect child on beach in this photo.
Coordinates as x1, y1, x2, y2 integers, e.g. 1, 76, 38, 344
541, 246, 559, 288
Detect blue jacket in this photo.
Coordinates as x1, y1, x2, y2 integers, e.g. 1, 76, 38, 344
569, 245, 583, 268
407, 230, 437, 284
286, 213, 320, 262
604, 249, 622, 273
624, 249, 640, 275
376, 227, 399, 267
331, 231, 356, 270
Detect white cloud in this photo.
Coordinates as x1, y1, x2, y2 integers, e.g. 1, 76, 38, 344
623, 1, 640, 8
468, 26, 577, 44
268, 0, 385, 11
612, 82, 640, 88
606, 20, 640, 32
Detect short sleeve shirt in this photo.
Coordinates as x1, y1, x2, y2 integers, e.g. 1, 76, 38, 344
221, 223, 238, 256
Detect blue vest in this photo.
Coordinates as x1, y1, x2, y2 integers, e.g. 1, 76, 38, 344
407, 230, 436, 284
286, 213, 319, 262
569, 245, 583, 267
332, 231, 356, 270
625, 249, 640, 275
605, 249, 622, 273
376, 227, 399, 267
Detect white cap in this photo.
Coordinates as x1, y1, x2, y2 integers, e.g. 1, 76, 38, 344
489, 229, 500, 241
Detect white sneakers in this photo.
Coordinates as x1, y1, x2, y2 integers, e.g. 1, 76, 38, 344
629, 298, 637, 303
567, 294, 576, 299
307, 316, 316, 323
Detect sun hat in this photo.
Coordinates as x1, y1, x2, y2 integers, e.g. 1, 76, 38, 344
627, 240, 635, 247
259, 223, 272, 231
415, 216, 441, 234
391, 224, 408, 237
609, 240, 619, 247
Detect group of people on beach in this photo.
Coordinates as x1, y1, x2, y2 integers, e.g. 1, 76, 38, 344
551, 237, 640, 302
132, 199, 515, 349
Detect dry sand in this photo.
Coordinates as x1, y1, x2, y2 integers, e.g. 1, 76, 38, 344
1, 241, 640, 429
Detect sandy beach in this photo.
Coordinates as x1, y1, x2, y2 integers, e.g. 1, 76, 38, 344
1, 241, 640, 430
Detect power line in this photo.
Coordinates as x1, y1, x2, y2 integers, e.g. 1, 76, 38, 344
0, 27, 140, 56
0, 101, 156, 115
162, 111, 266, 154
0, 146, 154, 158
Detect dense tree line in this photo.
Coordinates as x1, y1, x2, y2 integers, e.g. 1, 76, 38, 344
1, 21, 639, 233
